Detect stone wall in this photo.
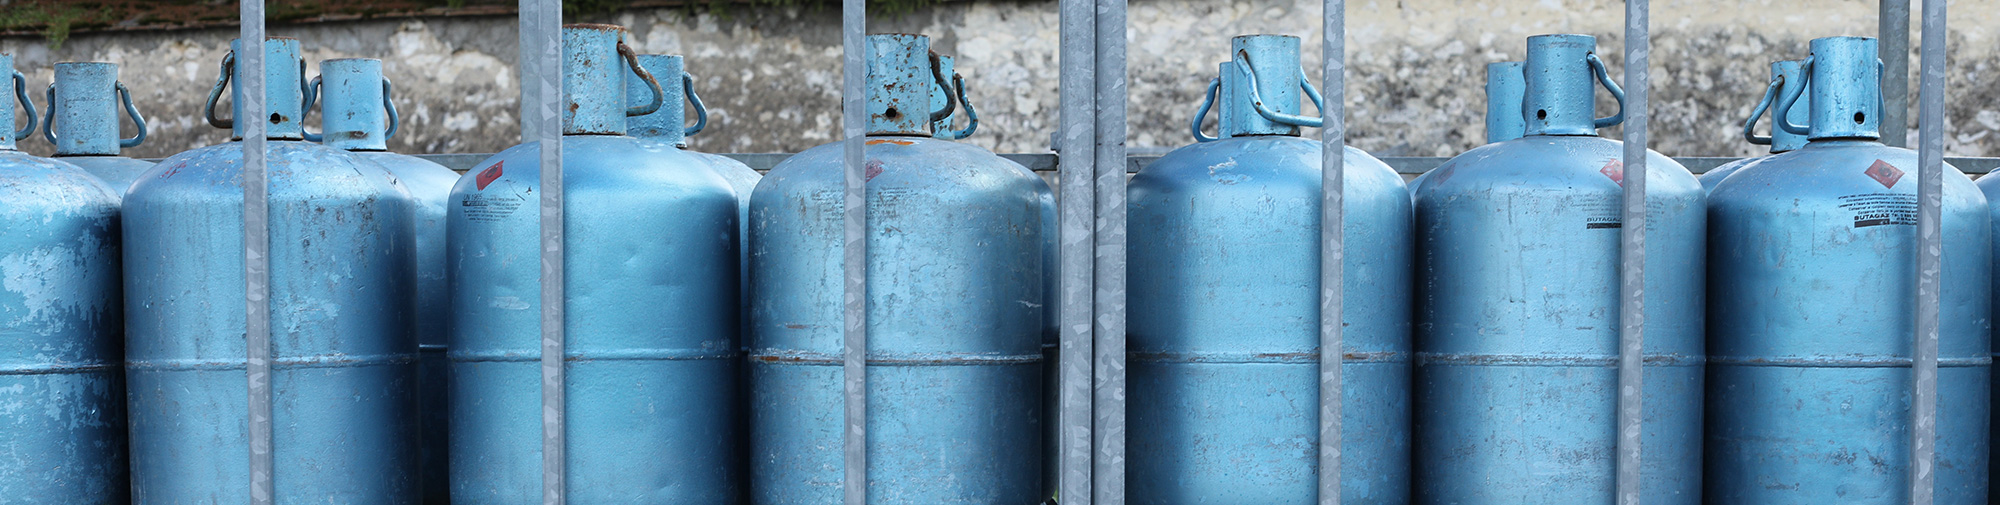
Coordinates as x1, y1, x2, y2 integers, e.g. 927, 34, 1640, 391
3, 0, 1996, 160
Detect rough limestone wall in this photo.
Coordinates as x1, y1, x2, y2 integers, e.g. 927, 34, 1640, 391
1, 0, 1995, 160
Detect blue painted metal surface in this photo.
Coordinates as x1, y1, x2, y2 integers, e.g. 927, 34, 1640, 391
447, 24, 741, 503
1127, 34, 1410, 504
310, 56, 461, 505
1707, 36, 1990, 504
1485, 61, 1526, 144
929, 56, 978, 140
1409, 34, 1704, 504
123, 37, 420, 503
626, 54, 762, 339
43, 61, 151, 196
0, 52, 128, 504
748, 33, 1045, 505
1699, 60, 1808, 192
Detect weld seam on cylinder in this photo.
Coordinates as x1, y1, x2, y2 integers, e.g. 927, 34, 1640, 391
448, 349, 742, 362
1415, 352, 1704, 367
126, 354, 419, 371
0, 362, 122, 375
1127, 351, 1406, 364
1706, 355, 1989, 368
747, 351, 1044, 366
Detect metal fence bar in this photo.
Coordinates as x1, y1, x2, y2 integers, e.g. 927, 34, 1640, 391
1058, 0, 1098, 502
409, 154, 2000, 177
238, 2, 273, 504
1092, 1, 1127, 504
1615, 0, 1649, 504
1909, 0, 1945, 503
839, 1, 868, 505
522, 0, 566, 503
1317, 1, 1345, 504
1881, 0, 1911, 147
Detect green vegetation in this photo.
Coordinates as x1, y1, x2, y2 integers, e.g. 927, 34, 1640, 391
0, 3, 113, 49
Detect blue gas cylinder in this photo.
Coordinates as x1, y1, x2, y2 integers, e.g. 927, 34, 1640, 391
1127, 34, 1411, 504
42, 61, 153, 196
123, 37, 419, 502
1707, 36, 1990, 504
747, 33, 1046, 504
1410, 34, 1704, 504
447, 24, 740, 503
308, 56, 462, 505
1699, 60, 1809, 191
0, 53, 128, 503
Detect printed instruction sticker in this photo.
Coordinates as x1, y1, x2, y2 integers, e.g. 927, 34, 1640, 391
1838, 193, 1917, 228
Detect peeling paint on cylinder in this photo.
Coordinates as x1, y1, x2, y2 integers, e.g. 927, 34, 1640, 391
45, 62, 154, 197
1707, 36, 1990, 504
314, 55, 462, 505
748, 34, 1045, 504
1128, 36, 1411, 504
122, 39, 420, 503
0, 52, 128, 505
448, 24, 742, 503
1411, 34, 1705, 504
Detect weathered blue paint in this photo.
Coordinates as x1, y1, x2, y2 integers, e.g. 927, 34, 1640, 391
749, 33, 1045, 505
1707, 36, 1990, 504
929, 56, 978, 140
43, 61, 152, 196
1485, 61, 1525, 144
626, 54, 695, 146
0, 52, 128, 504
124, 37, 420, 503
1127, 34, 1410, 504
312, 56, 461, 505
1979, 164, 2000, 505
1699, 60, 1809, 192
1410, 34, 1704, 504
863, 34, 950, 137
1, 60, 34, 151
448, 24, 741, 503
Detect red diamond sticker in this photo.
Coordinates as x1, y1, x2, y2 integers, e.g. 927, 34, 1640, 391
475, 161, 504, 190
1865, 159, 1904, 188
1601, 159, 1624, 186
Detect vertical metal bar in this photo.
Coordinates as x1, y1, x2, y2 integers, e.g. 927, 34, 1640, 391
839, 1, 868, 505
1316, 1, 1345, 505
1614, 1, 1649, 504
1880, 0, 1911, 147
239, 2, 272, 504
1058, 0, 1097, 503
1091, 1, 1126, 504
1909, 0, 1945, 503
523, 0, 564, 503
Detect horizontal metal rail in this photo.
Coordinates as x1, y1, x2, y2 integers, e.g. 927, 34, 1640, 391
392, 153, 2000, 176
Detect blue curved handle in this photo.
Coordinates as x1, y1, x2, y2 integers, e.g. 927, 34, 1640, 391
204, 51, 234, 129
39, 85, 55, 145
1776, 56, 1813, 136
1191, 77, 1221, 142
117, 82, 148, 148
620, 43, 664, 117
1235, 51, 1326, 128
300, 75, 323, 142
1586, 53, 1625, 129
682, 72, 706, 138
1741, 75, 1782, 145
12, 71, 36, 141
935, 73, 979, 140
383, 79, 400, 141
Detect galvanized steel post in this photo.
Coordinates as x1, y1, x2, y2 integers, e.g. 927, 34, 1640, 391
1911, 0, 1945, 502
1094, 1, 1127, 504
1059, 0, 1098, 503
839, 1, 867, 505
1319, 1, 1345, 504
236, 2, 273, 505
518, 0, 565, 503
1617, 1, 1649, 504
1881, 0, 1910, 147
